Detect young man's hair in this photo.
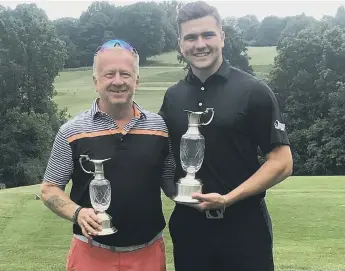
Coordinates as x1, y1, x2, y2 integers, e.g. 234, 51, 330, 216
176, 1, 222, 35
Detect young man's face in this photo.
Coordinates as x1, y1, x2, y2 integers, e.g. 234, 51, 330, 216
93, 48, 139, 107
179, 15, 225, 71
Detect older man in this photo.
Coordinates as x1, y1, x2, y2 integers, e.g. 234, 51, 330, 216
41, 39, 175, 271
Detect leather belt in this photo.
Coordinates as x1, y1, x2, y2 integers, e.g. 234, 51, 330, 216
74, 231, 162, 252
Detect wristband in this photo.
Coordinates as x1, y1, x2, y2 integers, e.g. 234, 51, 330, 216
73, 206, 83, 225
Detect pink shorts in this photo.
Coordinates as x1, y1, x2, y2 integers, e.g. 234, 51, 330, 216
66, 236, 166, 271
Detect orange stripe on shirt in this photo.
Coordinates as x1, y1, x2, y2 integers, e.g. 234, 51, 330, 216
128, 129, 168, 137
67, 129, 168, 143
67, 129, 121, 143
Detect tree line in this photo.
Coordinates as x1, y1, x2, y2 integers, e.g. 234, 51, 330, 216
51, 2, 345, 69
0, 1, 345, 188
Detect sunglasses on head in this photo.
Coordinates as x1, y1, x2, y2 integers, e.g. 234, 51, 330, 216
95, 39, 138, 55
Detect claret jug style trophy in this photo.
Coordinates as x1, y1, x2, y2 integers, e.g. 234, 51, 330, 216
174, 108, 215, 204
79, 155, 117, 235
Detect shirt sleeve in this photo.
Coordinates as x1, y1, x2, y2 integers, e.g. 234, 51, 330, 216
248, 80, 290, 155
160, 136, 177, 198
43, 127, 73, 189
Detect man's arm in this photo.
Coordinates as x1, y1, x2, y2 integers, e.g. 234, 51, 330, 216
41, 181, 78, 222
160, 136, 177, 199
192, 145, 292, 210
41, 181, 101, 237
41, 126, 77, 220
158, 97, 177, 199
223, 145, 292, 206
41, 127, 102, 237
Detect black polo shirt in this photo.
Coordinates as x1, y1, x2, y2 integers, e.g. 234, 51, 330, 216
44, 99, 175, 246
159, 59, 289, 201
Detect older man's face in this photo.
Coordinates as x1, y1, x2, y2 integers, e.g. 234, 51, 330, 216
93, 48, 138, 107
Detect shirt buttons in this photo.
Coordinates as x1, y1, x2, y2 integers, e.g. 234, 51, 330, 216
198, 102, 203, 106
201, 87, 205, 91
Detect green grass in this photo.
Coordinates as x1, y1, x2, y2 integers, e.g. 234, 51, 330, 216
147, 51, 184, 67
1, 177, 345, 271
249, 46, 277, 79
247, 46, 277, 66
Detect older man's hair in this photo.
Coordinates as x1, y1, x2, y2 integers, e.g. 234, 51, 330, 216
92, 48, 140, 78
177, 1, 222, 35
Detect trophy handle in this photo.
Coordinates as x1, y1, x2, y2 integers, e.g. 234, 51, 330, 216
201, 108, 215, 125
79, 155, 94, 175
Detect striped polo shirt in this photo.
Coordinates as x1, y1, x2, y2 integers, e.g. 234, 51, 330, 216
44, 99, 176, 246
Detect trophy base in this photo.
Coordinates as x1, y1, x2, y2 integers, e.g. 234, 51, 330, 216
173, 178, 202, 204
97, 227, 118, 236
174, 196, 200, 204
97, 212, 118, 236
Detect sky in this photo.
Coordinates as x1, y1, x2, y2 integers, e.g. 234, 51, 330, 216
1, 0, 344, 21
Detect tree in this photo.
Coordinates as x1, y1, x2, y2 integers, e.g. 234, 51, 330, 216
158, 1, 183, 52
269, 22, 345, 175
53, 18, 80, 68
0, 108, 54, 188
0, 4, 68, 187
234, 15, 260, 44
278, 13, 316, 49
335, 5, 345, 28
76, 1, 118, 67
0, 4, 67, 115
115, 2, 166, 63
305, 82, 345, 175
222, 22, 254, 74
255, 16, 288, 46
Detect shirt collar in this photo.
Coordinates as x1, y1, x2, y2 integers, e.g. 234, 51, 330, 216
90, 98, 147, 120
186, 58, 232, 84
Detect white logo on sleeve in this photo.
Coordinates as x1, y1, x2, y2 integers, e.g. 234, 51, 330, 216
274, 120, 286, 131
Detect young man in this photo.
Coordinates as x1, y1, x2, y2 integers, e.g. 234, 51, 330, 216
159, 2, 293, 271
41, 39, 175, 271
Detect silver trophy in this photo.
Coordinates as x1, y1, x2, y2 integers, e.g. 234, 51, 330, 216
79, 155, 117, 235
174, 108, 215, 204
